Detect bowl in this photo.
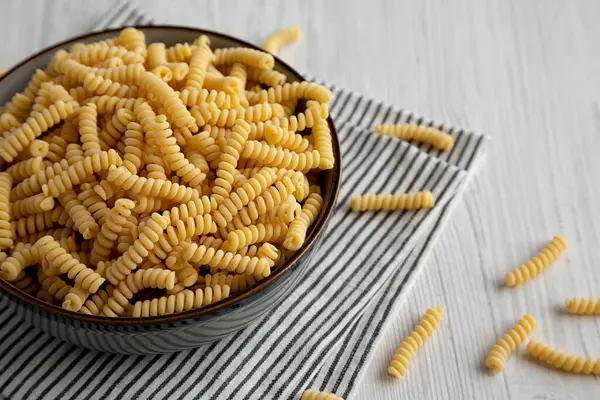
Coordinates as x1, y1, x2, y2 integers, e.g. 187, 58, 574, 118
0, 25, 341, 354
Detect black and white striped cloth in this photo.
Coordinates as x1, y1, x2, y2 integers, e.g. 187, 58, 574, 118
0, 3, 488, 399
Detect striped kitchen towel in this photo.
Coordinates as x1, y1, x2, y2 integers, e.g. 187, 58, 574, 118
0, 3, 488, 400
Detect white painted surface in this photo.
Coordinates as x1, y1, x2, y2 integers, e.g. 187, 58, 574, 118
1, 0, 599, 398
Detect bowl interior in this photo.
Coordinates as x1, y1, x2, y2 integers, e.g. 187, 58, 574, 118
0, 26, 341, 326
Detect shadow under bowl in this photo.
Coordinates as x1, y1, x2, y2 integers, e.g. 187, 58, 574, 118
0, 25, 341, 354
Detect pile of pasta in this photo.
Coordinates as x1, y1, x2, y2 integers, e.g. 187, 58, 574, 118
0, 27, 335, 318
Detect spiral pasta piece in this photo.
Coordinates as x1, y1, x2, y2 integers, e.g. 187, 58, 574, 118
165, 43, 193, 63
301, 390, 343, 400
0, 244, 39, 281
139, 71, 198, 134
83, 73, 138, 98
374, 124, 454, 152
214, 48, 274, 70
64, 143, 85, 166
178, 87, 235, 108
90, 198, 135, 266
71, 42, 144, 66
312, 118, 335, 170
105, 213, 170, 284
12, 207, 72, 237
121, 120, 144, 174
190, 102, 276, 128
0, 173, 13, 249
252, 81, 333, 105
12, 159, 68, 201
77, 183, 110, 226
223, 223, 288, 251
42, 149, 123, 198
100, 108, 134, 151
0, 99, 79, 162
11, 193, 55, 219
94, 57, 124, 69
272, 102, 328, 132
34, 235, 105, 294
262, 26, 301, 55
388, 307, 443, 378
284, 188, 323, 251
39, 273, 72, 301
107, 166, 199, 203
227, 176, 297, 230
350, 192, 435, 212
212, 167, 277, 227
505, 236, 568, 287
78, 103, 102, 158
102, 268, 176, 317
151, 214, 216, 259
203, 75, 241, 96
79, 286, 113, 315
117, 27, 146, 55
526, 339, 600, 375
185, 44, 212, 90
150, 115, 206, 186
132, 285, 231, 317
57, 189, 98, 239
86, 95, 146, 114
212, 119, 251, 204
264, 124, 310, 152
203, 272, 258, 294
241, 140, 321, 171
6, 157, 42, 185
485, 314, 536, 374
564, 297, 600, 315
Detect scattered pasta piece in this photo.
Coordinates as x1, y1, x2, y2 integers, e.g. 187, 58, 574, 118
350, 192, 435, 212
374, 123, 454, 152
565, 297, 600, 315
301, 389, 343, 400
388, 307, 443, 378
263, 26, 301, 55
485, 314, 536, 374
526, 339, 600, 375
505, 236, 568, 287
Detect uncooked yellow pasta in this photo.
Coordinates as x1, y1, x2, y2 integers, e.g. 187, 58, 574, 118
263, 26, 301, 55
0, 28, 333, 317
284, 187, 323, 251
505, 236, 568, 287
485, 314, 536, 374
388, 307, 443, 378
565, 297, 600, 315
132, 285, 231, 317
526, 339, 600, 375
301, 389, 344, 400
350, 192, 435, 212
374, 123, 454, 152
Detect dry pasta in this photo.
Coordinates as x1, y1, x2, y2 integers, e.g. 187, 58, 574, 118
526, 339, 600, 375
350, 192, 435, 212
388, 307, 443, 378
263, 26, 301, 55
565, 297, 600, 315
485, 314, 536, 374
505, 236, 568, 287
374, 123, 454, 152
301, 390, 343, 400
0, 28, 333, 317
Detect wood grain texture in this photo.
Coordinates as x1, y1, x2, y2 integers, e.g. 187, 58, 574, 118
1, 0, 600, 398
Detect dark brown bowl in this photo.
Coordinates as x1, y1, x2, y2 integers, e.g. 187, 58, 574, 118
0, 25, 341, 354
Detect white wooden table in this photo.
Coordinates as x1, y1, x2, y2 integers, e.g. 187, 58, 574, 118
2, 0, 600, 398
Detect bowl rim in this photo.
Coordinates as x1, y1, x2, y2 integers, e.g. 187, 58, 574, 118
0, 24, 342, 326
